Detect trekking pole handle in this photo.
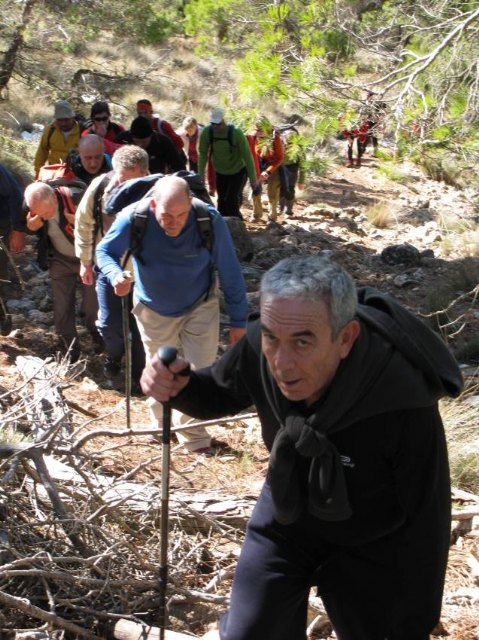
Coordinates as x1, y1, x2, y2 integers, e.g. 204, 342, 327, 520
157, 345, 178, 368
157, 345, 191, 377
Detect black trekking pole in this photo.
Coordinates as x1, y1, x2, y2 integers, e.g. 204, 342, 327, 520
121, 274, 132, 429
157, 345, 178, 640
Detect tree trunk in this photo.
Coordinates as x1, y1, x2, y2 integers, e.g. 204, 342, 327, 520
0, 0, 37, 94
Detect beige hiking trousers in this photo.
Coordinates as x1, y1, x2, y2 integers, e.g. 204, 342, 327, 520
133, 293, 219, 451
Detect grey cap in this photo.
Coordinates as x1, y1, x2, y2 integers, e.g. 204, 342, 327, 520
54, 99, 75, 119
210, 107, 225, 124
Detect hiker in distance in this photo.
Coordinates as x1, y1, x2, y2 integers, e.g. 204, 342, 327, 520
198, 107, 259, 219
96, 175, 248, 455
141, 255, 462, 640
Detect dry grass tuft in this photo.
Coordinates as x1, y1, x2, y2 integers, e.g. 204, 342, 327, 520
366, 201, 395, 228
441, 394, 479, 494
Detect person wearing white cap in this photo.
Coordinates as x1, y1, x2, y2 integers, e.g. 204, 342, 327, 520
34, 99, 82, 176
198, 107, 259, 219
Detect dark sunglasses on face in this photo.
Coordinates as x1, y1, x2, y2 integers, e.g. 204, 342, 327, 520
94, 116, 109, 122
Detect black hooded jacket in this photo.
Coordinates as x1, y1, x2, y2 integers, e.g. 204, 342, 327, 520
172, 288, 462, 545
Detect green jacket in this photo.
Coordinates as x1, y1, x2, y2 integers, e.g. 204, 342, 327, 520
198, 124, 257, 183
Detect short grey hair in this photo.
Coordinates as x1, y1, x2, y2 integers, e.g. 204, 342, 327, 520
112, 145, 149, 173
260, 256, 357, 338
24, 181, 55, 205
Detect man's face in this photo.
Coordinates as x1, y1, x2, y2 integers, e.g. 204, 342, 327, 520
132, 136, 151, 150
137, 107, 153, 121
260, 296, 359, 406
79, 144, 104, 175
29, 196, 56, 220
117, 166, 147, 184
56, 117, 75, 132
151, 193, 191, 237
211, 121, 225, 132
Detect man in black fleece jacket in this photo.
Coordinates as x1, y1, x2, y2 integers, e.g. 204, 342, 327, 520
141, 256, 463, 640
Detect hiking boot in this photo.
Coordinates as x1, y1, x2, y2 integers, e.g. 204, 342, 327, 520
89, 328, 104, 354
356, 157, 362, 167
68, 341, 81, 364
346, 160, 354, 168
60, 335, 80, 363
0, 313, 12, 336
103, 357, 121, 380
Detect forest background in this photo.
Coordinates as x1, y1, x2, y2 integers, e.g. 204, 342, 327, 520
2, 0, 479, 186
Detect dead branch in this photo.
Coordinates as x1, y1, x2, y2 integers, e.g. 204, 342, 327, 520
0, 588, 103, 640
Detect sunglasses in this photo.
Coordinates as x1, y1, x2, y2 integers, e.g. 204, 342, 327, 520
94, 116, 109, 122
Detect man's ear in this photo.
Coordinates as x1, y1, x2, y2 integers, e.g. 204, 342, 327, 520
150, 198, 156, 213
338, 319, 360, 359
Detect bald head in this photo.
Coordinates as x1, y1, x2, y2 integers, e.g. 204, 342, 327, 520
150, 176, 192, 237
78, 134, 105, 175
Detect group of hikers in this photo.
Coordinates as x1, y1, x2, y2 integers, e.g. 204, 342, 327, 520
33, 98, 307, 222
0, 91, 461, 640
338, 90, 387, 167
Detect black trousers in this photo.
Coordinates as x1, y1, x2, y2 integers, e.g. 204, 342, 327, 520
219, 481, 438, 640
216, 168, 248, 218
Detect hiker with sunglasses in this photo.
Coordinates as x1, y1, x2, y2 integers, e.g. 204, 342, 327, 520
81, 101, 124, 156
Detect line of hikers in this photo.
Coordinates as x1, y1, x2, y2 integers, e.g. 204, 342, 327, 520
33, 99, 308, 222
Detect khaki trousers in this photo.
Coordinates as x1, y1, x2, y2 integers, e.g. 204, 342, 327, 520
133, 292, 219, 451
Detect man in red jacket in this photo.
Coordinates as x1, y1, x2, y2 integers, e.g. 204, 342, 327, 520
135, 99, 185, 154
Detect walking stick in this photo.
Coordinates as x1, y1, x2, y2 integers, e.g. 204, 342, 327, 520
121, 276, 132, 429
157, 345, 178, 640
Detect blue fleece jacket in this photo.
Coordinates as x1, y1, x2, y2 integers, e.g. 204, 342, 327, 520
95, 200, 248, 327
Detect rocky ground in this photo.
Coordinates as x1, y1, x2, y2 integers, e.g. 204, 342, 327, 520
0, 150, 478, 638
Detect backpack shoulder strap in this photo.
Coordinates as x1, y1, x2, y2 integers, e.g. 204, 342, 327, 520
227, 124, 235, 148
191, 198, 214, 252
47, 124, 55, 147
93, 171, 113, 237
208, 124, 235, 150
122, 198, 151, 269
54, 187, 76, 242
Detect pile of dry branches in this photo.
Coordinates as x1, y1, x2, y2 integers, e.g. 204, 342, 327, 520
0, 355, 245, 638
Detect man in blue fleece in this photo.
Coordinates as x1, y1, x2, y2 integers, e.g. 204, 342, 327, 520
141, 255, 463, 640
0, 163, 25, 335
96, 175, 247, 453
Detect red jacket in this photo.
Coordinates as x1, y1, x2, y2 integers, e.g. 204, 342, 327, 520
151, 118, 184, 152
342, 121, 369, 144
253, 132, 284, 174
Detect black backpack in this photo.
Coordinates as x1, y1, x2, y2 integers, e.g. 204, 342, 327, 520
104, 171, 215, 269
123, 196, 214, 269
208, 123, 236, 152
